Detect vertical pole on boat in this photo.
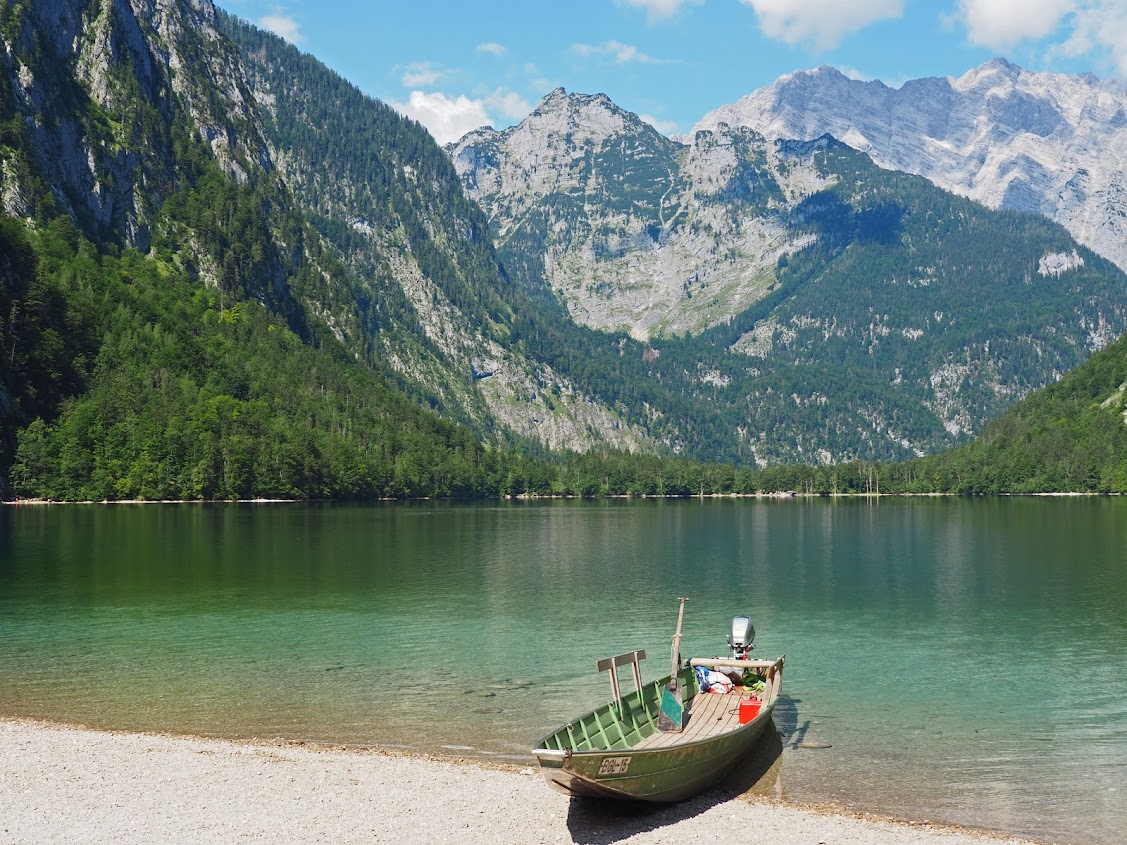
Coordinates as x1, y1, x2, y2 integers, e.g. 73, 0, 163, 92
671, 597, 687, 674
657, 597, 688, 732
608, 664, 621, 706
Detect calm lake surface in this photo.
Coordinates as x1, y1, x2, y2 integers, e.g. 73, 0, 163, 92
1, 500, 1125, 843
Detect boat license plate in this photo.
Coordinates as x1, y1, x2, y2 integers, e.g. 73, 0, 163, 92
597, 756, 631, 776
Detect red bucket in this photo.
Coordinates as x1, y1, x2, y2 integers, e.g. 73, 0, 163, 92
739, 698, 761, 724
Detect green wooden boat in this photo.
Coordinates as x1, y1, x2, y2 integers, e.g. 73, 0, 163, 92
532, 614, 784, 803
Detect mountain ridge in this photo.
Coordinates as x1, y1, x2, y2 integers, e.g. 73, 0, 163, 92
448, 88, 816, 340
6, 4, 1127, 497
449, 85, 1127, 461
692, 58, 1127, 275
0, 0, 269, 247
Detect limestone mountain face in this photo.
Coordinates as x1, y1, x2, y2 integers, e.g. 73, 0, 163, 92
0, 0, 267, 248
450, 90, 823, 340
449, 90, 1127, 462
0, 0, 351, 340
8, 5, 1127, 470
693, 59, 1127, 275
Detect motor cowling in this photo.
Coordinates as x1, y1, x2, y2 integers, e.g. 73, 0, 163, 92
727, 615, 755, 660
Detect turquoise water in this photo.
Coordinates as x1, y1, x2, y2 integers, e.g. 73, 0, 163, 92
1, 500, 1125, 843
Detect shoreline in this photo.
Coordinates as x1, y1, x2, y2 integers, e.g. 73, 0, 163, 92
1, 490, 1120, 505
0, 718, 1046, 845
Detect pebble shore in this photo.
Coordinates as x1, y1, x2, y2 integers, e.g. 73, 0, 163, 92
0, 719, 1042, 845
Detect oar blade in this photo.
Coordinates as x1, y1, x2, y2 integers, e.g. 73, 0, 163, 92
657, 683, 683, 732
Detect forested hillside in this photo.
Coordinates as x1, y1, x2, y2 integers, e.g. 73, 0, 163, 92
699, 138, 1127, 449
906, 329, 1127, 493
223, 21, 1127, 468
219, 12, 646, 454
2, 215, 538, 500
222, 17, 754, 462
0, 0, 545, 499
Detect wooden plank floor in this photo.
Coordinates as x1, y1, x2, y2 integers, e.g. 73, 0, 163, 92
633, 692, 749, 749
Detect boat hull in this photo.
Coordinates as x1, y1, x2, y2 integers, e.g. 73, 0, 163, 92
537, 699, 776, 802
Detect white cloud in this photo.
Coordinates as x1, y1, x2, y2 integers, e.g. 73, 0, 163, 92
401, 62, 444, 88
617, 0, 703, 22
486, 89, 533, 120
389, 86, 534, 145
957, 0, 1075, 48
838, 66, 873, 81
522, 63, 555, 91
740, 0, 904, 51
639, 113, 679, 135
259, 13, 301, 44
391, 91, 492, 145
1059, 2, 1127, 78
953, 1, 1127, 79
572, 40, 664, 64
477, 42, 507, 57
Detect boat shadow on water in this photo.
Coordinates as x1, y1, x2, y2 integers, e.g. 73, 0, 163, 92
771, 694, 807, 748
564, 723, 786, 845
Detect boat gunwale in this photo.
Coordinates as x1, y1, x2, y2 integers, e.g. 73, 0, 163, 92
532, 656, 783, 759
534, 695, 777, 759
532, 671, 683, 757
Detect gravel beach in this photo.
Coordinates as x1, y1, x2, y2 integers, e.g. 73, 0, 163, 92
0, 719, 1041, 845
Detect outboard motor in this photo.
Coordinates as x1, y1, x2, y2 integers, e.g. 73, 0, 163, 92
727, 615, 755, 661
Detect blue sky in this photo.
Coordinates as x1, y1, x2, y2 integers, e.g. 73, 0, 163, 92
217, 0, 1127, 143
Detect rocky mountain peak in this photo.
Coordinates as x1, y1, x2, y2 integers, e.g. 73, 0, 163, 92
797, 65, 852, 82
448, 88, 681, 242
693, 59, 1127, 275
450, 90, 837, 341
519, 87, 643, 143
977, 56, 1020, 74
538, 86, 570, 106
445, 84, 1127, 462
453, 89, 669, 174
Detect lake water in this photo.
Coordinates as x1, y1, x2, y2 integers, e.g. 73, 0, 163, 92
1, 500, 1125, 843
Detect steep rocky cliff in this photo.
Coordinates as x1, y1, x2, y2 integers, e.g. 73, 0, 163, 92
0, 1, 646, 464
0, 0, 264, 246
0, 0, 377, 350
0, 0, 653, 497
450, 90, 823, 340
8, 4, 1127, 480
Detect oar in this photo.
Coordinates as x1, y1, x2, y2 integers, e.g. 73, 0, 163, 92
657, 597, 688, 732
